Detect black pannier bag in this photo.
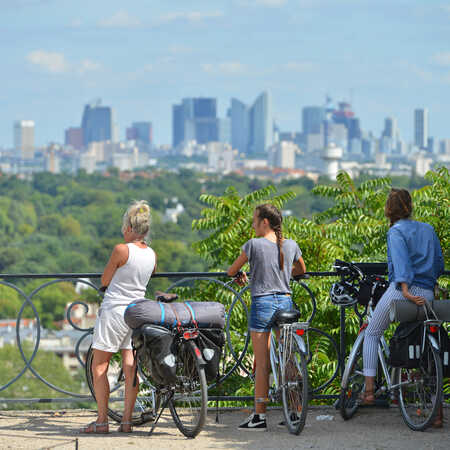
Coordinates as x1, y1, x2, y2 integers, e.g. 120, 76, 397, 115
439, 326, 450, 378
357, 275, 389, 307
125, 299, 226, 330
132, 324, 177, 386
197, 329, 225, 382
387, 321, 424, 368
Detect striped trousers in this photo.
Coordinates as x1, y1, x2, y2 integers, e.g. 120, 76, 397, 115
363, 283, 434, 377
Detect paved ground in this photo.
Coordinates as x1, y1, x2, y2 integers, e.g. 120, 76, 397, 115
0, 406, 448, 450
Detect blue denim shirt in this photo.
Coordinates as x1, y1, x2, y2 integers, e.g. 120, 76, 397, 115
387, 219, 444, 290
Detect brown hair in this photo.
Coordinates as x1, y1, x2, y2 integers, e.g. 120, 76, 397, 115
255, 204, 284, 270
384, 188, 412, 226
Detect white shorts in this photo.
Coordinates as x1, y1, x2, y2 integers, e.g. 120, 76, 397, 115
92, 304, 132, 353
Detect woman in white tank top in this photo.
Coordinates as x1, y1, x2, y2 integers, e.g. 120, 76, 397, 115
81, 200, 156, 434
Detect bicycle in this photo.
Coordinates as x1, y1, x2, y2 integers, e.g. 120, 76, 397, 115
335, 260, 444, 431
85, 292, 209, 438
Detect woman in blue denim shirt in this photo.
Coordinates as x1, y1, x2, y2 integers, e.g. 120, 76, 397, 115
361, 189, 445, 426
227, 204, 306, 431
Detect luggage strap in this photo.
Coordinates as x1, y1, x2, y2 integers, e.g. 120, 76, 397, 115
168, 303, 182, 331
183, 302, 199, 329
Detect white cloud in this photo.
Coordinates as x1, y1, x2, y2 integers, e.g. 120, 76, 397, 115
157, 10, 223, 24
27, 50, 101, 75
26, 50, 69, 73
283, 61, 315, 72
98, 10, 142, 28
433, 52, 450, 67
201, 61, 246, 75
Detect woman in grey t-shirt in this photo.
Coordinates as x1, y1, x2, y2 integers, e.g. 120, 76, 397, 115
227, 204, 306, 431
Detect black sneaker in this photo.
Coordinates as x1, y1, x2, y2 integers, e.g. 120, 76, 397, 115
238, 413, 267, 431
277, 412, 300, 428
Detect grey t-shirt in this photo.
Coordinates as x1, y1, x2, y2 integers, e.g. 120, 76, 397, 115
242, 238, 302, 298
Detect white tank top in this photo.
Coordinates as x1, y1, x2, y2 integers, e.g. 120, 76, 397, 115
102, 243, 156, 307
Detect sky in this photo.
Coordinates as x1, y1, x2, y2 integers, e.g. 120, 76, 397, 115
1, 0, 450, 147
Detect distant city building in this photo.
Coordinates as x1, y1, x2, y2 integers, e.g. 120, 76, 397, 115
207, 142, 235, 173
81, 100, 117, 146
228, 91, 273, 156
172, 98, 227, 148
126, 121, 153, 150
302, 106, 324, 135
439, 139, 450, 155
278, 132, 303, 148
65, 127, 83, 150
414, 108, 428, 149
228, 98, 249, 154
321, 143, 343, 180
14, 120, 35, 160
269, 141, 298, 169
427, 137, 435, 154
382, 117, 398, 140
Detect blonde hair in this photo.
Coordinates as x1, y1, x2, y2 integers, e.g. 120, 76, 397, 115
121, 200, 151, 238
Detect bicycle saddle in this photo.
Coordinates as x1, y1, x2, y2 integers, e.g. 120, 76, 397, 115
155, 291, 178, 303
272, 309, 301, 326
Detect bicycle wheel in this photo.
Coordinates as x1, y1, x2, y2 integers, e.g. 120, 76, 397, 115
340, 335, 364, 420
397, 339, 443, 431
169, 342, 208, 438
281, 335, 308, 435
85, 346, 155, 425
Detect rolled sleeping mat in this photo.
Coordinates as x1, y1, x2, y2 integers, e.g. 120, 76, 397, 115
124, 298, 226, 330
390, 299, 450, 323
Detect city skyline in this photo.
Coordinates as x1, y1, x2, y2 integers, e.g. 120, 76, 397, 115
1, 0, 449, 147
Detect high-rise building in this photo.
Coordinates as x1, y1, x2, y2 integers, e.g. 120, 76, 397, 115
65, 127, 84, 150
228, 98, 249, 154
414, 108, 428, 149
81, 100, 116, 146
439, 139, 450, 155
172, 98, 223, 147
126, 122, 153, 150
382, 117, 398, 140
14, 120, 35, 160
248, 91, 273, 155
227, 92, 273, 156
302, 106, 324, 135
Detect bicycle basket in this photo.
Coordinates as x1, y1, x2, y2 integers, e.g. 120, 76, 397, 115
330, 281, 358, 307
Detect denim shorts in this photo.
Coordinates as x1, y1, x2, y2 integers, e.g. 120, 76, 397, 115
250, 294, 294, 332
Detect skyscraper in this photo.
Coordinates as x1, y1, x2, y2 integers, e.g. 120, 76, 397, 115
14, 120, 35, 159
172, 98, 223, 147
248, 91, 273, 155
302, 106, 324, 135
81, 100, 116, 146
65, 127, 84, 150
126, 122, 153, 150
228, 98, 249, 154
414, 108, 428, 149
382, 117, 398, 140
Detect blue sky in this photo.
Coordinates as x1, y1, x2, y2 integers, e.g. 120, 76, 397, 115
1, 0, 449, 147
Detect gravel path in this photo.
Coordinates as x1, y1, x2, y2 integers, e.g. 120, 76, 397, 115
0, 406, 448, 450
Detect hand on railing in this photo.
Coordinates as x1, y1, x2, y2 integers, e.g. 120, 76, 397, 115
233, 271, 248, 287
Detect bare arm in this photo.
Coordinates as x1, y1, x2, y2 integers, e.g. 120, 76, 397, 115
100, 244, 129, 287
292, 256, 306, 277
227, 251, 249, 286
401, 282, 426, 306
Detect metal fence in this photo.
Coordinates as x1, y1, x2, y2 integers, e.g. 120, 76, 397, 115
0, 266, 448, 407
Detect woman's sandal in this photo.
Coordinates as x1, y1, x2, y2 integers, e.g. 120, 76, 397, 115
79, 421, 109, 434
117, 422, 133, 433
359, 390, 375, 406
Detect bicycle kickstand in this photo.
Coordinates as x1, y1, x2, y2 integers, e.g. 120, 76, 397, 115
148, 392, 174, 436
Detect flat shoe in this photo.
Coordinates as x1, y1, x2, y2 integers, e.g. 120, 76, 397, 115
359, 391, 375, 406
80, 421, 109, 434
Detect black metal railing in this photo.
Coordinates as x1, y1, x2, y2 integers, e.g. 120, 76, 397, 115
0, 266, 448, 407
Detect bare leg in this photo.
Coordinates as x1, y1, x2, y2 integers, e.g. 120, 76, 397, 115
121, 348, 139, 431
82, 349, 113, 432
251, 331, 271, 414
363, 376, 375, 403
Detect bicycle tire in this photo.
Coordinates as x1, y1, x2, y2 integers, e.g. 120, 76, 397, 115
85, 346, 155, 426
397, 338, 443, 431
281, 335, 309, 435
340, 334, 365, 420
169, 342, 208, 438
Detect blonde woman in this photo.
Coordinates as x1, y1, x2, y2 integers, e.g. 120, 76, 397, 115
81, 200, 156, 434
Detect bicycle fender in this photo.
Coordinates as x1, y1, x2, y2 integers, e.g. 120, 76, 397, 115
427, 333, 440, 352
187, 340, 207, 367
294, 334, 307, 354
341, 330, 365, 389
